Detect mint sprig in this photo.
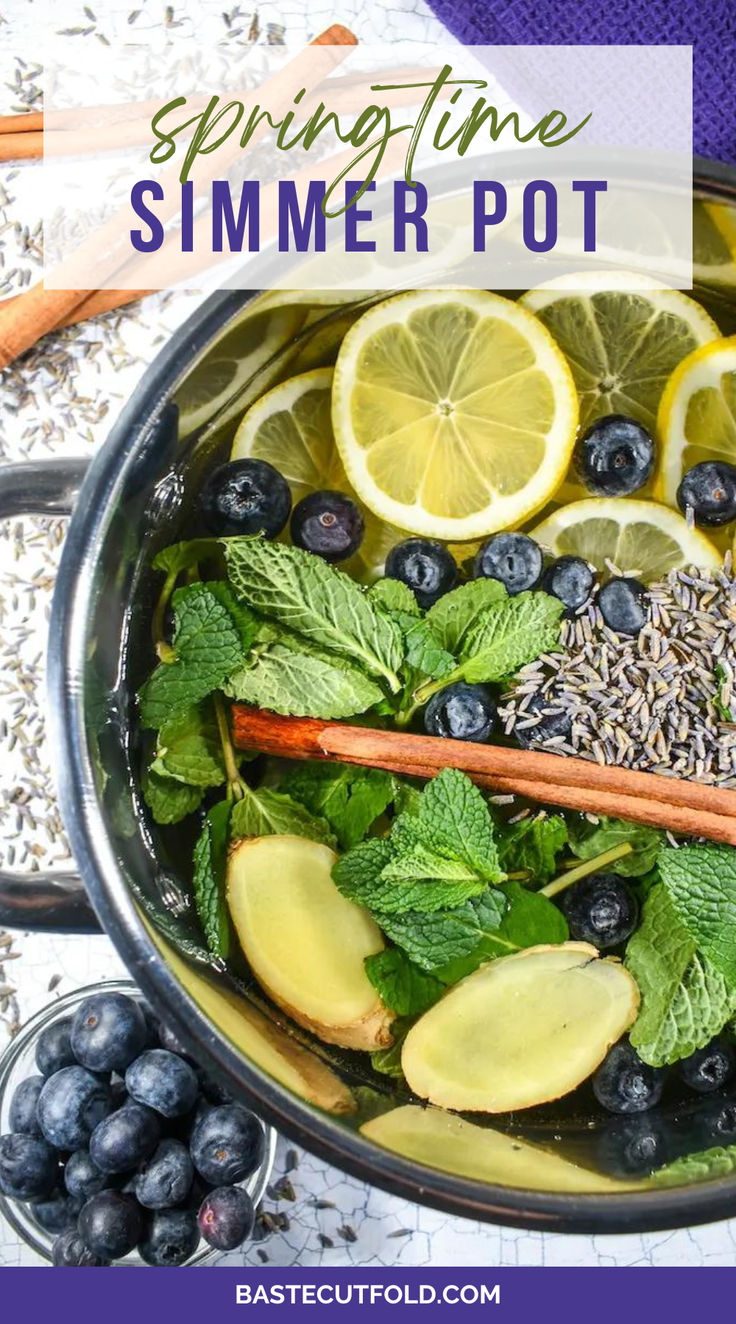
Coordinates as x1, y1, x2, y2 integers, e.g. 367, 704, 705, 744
224, 538, 404, 692
230, 783, 335, 846
625, 883, 736, 1066
659, 844, 736, 985
139, 582, 256, 730
414, 590, 563, 705
192, 800, 232, 960
283, 762, 396, 850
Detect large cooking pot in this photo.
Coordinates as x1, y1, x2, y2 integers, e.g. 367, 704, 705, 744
3, 158, 736, 1235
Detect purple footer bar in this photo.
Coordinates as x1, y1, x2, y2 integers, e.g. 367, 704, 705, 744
0, 1266, 722, 1319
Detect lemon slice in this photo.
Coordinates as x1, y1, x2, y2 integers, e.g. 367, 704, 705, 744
531, 497, 720, 578
177, 302, 305, 439
331, 288, 578, 542
231, 367, 401, 579
656, 336, 736, 514
521, 273, 719, 437
693, 200, 736, 290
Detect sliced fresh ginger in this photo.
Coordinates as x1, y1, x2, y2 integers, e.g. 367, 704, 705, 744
362, 1105, 636, 1192
145, 918, 355, 1114
227, 835, 394, 1051
402, 942, 639, 1112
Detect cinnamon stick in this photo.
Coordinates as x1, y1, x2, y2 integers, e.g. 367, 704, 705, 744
0, 288, 152, 328
0, 111, 43, 134
231, 706, 736, 847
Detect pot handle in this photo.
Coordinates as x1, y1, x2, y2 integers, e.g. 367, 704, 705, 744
0, 459, 100, 932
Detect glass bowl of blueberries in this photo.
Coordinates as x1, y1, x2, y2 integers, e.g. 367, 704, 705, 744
0, 981, 276, 1266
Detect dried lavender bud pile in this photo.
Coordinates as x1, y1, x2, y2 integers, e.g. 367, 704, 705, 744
499, 558, 736, 786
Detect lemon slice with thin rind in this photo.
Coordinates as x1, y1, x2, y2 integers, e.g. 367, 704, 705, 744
230, 367, 401, 580
522, 273, 720, 437
656, 335, 736, 502
331, 289, 578, 542
531, 497, 720, 579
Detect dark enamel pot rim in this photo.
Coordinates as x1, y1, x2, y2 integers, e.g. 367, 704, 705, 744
46, 157, 736, 1234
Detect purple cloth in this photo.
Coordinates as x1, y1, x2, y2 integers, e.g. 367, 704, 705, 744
423, 0, 736, 165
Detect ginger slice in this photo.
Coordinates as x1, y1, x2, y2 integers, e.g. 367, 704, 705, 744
402, 942, 639, 1112
227, 835, 394, 1051
362, 1105, 636, 1192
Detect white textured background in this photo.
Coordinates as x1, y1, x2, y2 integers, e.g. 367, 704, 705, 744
0, 0, 733, 1267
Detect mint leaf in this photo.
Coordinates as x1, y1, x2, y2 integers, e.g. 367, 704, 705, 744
659, 844, 736, 986
376, 904, 483, 971
497, 814, 568, 885
141, 764, 203, 825
653, 1144, 736, 1187
368, 579, 420, 616
568, 816, 663, 878
152, 701, 226, 788
192, 800, 232, 959
226, 636, 384, 719
459, 590, 563, 683
396, 768, 503, 885
230, 784, 335, 846
139, 582, 256, 729
625, 884, 736, 1065
425, 579, 506, 654
152, 539, 221, 575
333, 838, 485, 914
364, 948, 444, 1016
283, 762, 396, 849
435, 881, 566, 982
381, 841, 485, 885
333, 835, 394, 895
224, 538, 403, 690
396, 613, 455, 680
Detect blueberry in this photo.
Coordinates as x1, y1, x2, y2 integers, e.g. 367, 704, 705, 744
598, 577, 647, 635
9, 1075, 44, 1136
677, 461, 736, 527
514, 692, 572, 749
384, 538, 457, 609
35, 1017, 76, 1077
199, 459, 291, 538
198, 1185, 255, 1250
596, 1115, 673, 1178
78, 1190, 143, 1260
139, 1207, 200, 1267
71, 992, 147, 1074
541, 556, 595, 613
574, 414, 655, 497
37, 1066, 112, 1151
290, 490, 364, 563
593, 1041, 667, 1114
561, 874, 639, 950
473, 533, 543, 595
424, 682, 496, 742
0, 1132, 58, 1200
64, 1148, 108, 1201
190, 1104, 265, 1186
678, 1038, 735, 1094
694, 1098, 736, 1148
52, 1227, 109, 1267
125, 1049, 199, 1119
31, 1190, 82, 1234
89, 1103, 160, 1174
136, 1139, 193, 1210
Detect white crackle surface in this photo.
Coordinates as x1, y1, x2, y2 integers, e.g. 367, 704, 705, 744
1, 0, 735, 1269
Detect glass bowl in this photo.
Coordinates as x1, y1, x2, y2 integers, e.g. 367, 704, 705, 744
0, 979, 277, 1265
